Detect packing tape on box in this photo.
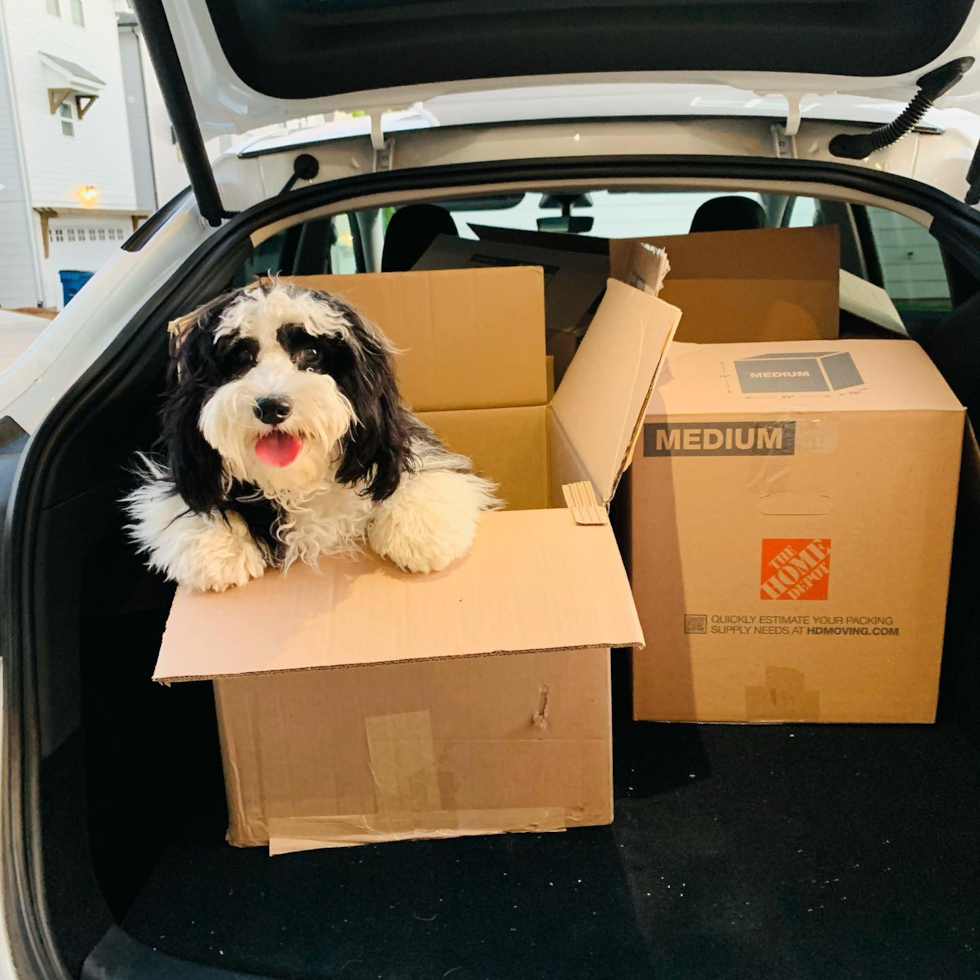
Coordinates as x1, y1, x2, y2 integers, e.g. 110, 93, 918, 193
364, 710, 444, 815
261, 707, 573, 854
266, 809, 568, 854
745, 666, 820, 721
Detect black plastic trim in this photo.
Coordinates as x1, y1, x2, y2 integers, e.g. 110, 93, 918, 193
203, 0, 974, 101
129, 0, 232, 227
5, 153, 980, 980
122, 187, 192, 253
851, 204, 885, 289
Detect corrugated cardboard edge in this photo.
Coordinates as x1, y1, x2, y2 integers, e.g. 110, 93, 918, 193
562, 481, 607, 525
155, 642, 641, 685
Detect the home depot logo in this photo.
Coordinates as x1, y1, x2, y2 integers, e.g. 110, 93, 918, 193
760, 539, 831, 600
644, 421, 796, 456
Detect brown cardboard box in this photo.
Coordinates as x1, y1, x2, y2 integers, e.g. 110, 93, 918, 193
413, 233, 611, 383
608, 226, 840, 344
473, 224, 841, 344
153, 266, 681, 851
630, 339, 964, 723
413, 234, 609, 339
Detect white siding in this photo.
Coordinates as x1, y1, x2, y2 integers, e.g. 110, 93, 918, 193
0, 5, 43, 307
2, 0, 137, 210
117, 24, 155, 210
137, 29, 190, 204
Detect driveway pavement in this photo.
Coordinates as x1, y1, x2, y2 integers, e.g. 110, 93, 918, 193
0, 309, 50, 372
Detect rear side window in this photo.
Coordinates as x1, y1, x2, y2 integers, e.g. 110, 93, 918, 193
788, 197, 952, 322
232, 214, 358, 286
865, 207, 952, 317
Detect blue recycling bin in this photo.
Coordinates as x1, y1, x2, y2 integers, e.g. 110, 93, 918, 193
59, 270, 94, 306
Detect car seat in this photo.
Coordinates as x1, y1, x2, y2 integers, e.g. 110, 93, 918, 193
381, 204, 458, 272
690, 196, 768, 233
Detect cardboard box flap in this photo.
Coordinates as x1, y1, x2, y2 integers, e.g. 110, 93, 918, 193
280, 268, 547, 412
153, 509, 643, 683
839, 269, 907, 335
471, 224, 610, 256
550, 279, 680, 504
608, 225, 841, 284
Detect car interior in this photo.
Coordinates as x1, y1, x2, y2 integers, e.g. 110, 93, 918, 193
20, 186, 980, 980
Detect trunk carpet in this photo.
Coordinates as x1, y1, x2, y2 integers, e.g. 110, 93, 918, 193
121, 721, 980, 980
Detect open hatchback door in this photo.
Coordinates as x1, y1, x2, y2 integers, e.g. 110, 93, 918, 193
135, 0, 980, 222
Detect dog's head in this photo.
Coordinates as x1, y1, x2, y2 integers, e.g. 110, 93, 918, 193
162, 280, 410, 512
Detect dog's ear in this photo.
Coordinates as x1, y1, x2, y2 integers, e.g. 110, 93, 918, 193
332, 305, 413, 502
159, 295, 234, 514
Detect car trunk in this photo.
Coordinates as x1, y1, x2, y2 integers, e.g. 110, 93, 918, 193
44, 590, 980, 980
20, 183, 980, 980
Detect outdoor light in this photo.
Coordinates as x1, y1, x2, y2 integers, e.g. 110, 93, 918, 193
78, 184, 99, 204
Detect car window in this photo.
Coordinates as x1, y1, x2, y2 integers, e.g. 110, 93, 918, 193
788, 196, 952, 321
864, 206, 952, 317
231, 213, 358, 287
444, 190, 764, 240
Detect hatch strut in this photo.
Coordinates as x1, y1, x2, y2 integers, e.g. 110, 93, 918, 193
130, 0, 236, 227
829, 59, 974, 160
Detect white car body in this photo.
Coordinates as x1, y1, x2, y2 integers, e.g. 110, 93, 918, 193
2, 87, 979, 433
4, 1, 980, 976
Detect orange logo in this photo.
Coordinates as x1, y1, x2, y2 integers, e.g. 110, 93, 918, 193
760, 539, 831, 601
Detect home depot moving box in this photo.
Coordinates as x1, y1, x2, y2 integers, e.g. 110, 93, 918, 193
630, 339, 964, 723
153, 266, 680, 852
471, 224, 842, 344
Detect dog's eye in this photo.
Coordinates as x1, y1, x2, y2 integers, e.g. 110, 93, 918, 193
235, 345, 256, 366
299, 347, 320, 365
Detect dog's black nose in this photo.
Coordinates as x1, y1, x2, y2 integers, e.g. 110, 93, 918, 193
254, 397, 291, 425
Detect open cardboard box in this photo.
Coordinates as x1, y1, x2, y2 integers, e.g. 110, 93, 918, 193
412, 232, 612, 386
468, 224, 842, 344
153, 262, 681, 852
472, 222, 908, 338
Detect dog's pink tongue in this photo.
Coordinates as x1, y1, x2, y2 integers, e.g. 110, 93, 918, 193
254, 431, 302, 467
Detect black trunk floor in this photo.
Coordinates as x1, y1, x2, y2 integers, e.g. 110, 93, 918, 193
121, 722, 980, 980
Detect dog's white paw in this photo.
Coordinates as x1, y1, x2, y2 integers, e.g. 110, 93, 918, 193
127, 484, 268, 592
368, 470, 496, 574
179, 517, 268, 592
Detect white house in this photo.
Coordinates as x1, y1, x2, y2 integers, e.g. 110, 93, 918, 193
114, 0, 230, 209
0, 0, 148, 309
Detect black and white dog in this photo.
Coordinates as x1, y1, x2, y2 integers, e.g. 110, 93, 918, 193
125, 280, 497, 592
